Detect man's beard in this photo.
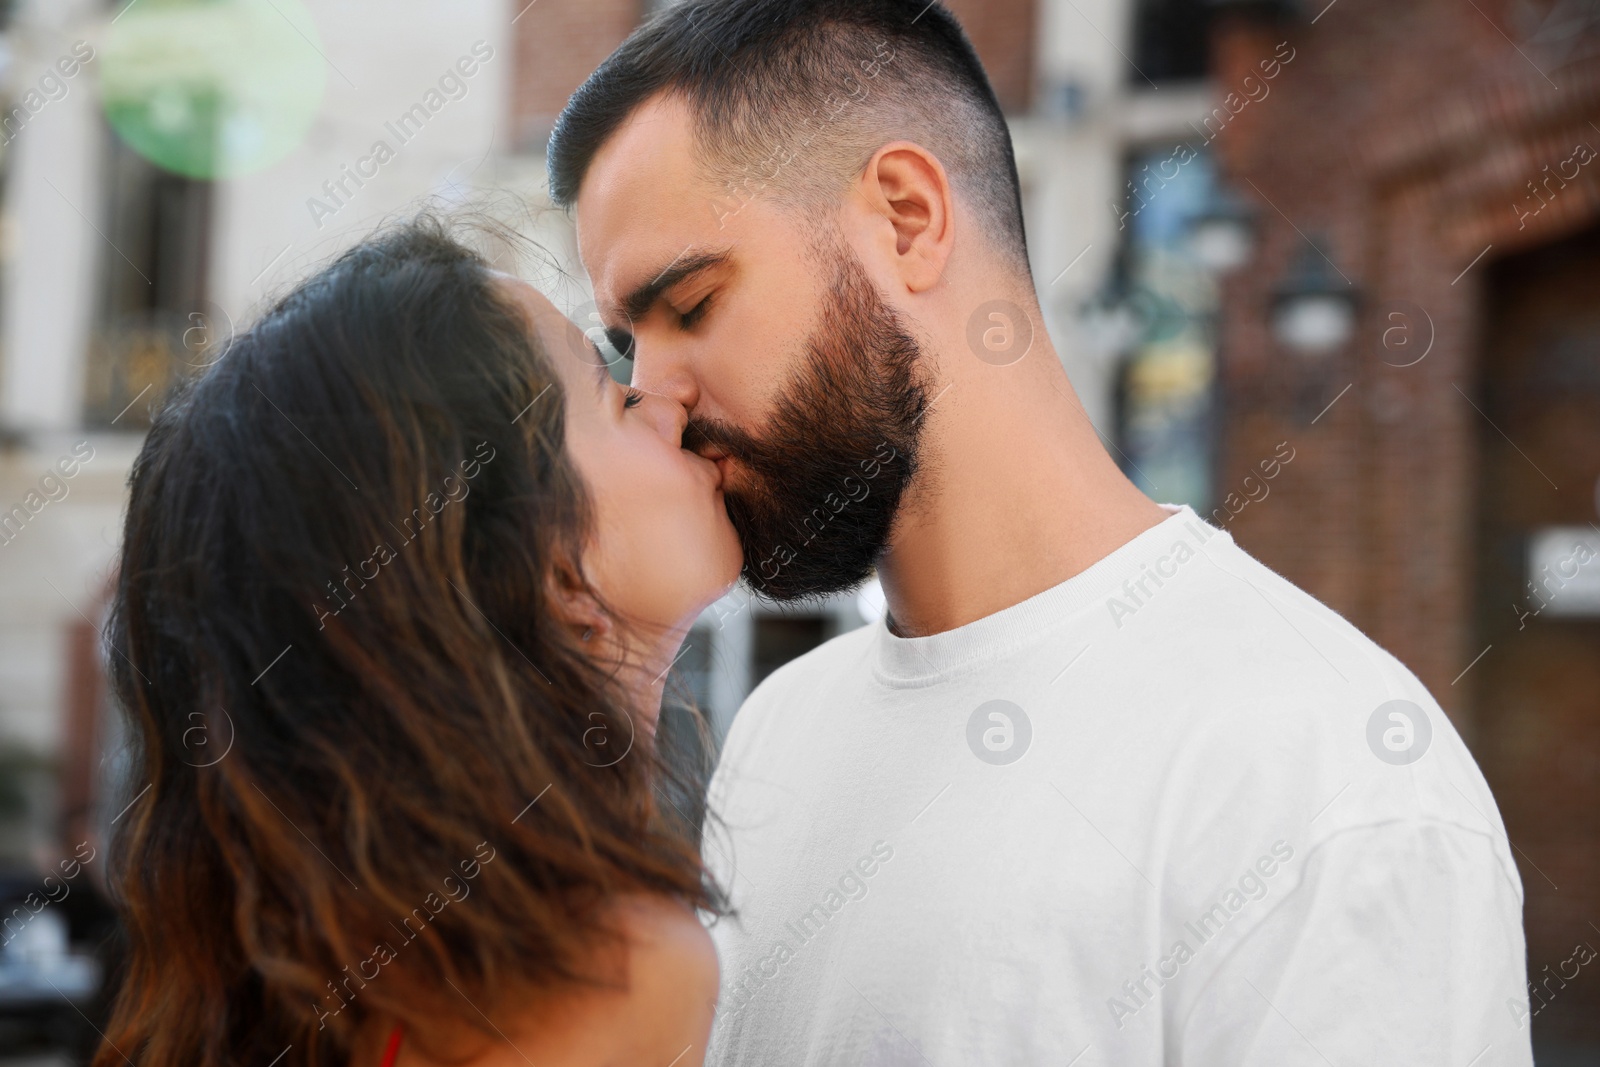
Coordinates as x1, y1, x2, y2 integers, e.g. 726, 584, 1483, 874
682, 246, 930, 602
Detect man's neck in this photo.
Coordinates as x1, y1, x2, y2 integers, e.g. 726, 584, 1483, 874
877, 334, 1168, 639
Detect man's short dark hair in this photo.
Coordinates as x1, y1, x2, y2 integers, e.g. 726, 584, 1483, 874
546, 0, 1029, 272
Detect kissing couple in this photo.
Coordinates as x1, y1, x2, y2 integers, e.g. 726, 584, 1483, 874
97, 1, 1531, 1066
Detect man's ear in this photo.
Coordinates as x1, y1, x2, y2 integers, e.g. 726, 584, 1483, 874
854, 141, 954, 293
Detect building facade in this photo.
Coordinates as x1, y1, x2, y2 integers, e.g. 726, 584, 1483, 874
0, 0, 510, 855
1205, 0, 1600, 1053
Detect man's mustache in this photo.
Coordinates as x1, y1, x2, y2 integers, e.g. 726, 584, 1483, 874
683, 415, 762, 463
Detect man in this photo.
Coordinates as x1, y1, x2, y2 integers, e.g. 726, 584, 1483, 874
547, 1, 1533, 1062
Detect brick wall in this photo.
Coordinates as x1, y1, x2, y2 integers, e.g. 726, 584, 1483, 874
508, 0, 642, 151
943, 0, 1039, 112
507, 0, 1039, 155
1211, 0, 1600, 1046
1211, 0, 1600, 702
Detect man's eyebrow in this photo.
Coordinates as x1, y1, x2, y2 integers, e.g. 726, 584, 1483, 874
616, 248, 733, 323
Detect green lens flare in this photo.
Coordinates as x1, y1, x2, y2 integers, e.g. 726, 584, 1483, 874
101, 0, 327, 180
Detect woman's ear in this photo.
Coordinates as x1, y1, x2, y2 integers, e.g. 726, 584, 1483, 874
547, 557, 612, 643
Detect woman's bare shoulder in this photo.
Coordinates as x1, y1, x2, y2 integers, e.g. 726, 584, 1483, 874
357, 894, 719, 1067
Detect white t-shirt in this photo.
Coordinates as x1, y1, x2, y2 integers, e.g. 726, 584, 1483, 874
703, 505, 1532, 1066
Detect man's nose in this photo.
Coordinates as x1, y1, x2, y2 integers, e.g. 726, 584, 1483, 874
628, 338, 700, 415
639, 388, 690, 444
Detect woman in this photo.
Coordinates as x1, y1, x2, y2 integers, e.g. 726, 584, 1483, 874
97, 216, 743, 1066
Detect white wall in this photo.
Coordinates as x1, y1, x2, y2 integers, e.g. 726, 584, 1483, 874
0, 0, 103, 434
212, 0, 507, 319
0, 433, 139, 753
0, 0, 120, 761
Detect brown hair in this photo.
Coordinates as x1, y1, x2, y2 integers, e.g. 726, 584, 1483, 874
97, 215, 719, 1067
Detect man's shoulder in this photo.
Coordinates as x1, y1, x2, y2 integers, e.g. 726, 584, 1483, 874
715, 619, 877, 764
1129, 527, 1449, 742
1114, 530, 1510, 851
1165, 528, 1396, 680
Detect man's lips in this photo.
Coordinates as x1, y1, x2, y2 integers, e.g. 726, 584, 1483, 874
692, 447, 733, 489
695, 447, 735, 481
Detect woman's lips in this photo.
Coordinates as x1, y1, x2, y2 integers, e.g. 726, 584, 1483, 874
695, 447, 733, 487
692, 448, 728, 489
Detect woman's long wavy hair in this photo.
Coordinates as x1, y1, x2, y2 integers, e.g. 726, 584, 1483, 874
96, 215, 720, 1067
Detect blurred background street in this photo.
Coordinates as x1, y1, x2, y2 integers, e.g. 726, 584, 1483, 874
0, 0, 1597, 1061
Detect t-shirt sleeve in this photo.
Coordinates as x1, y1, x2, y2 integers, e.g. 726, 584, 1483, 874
1176, 819, 1532, 1067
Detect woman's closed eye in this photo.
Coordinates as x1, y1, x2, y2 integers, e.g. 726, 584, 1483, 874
623, 387, 645, 410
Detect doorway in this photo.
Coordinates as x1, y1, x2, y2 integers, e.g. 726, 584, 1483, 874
1475, 222, 1600, 1057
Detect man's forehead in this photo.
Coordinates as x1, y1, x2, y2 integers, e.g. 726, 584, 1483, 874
574, 93, 722, 307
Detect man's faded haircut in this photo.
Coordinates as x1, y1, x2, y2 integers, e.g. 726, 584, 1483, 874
546, 0, 1029, 273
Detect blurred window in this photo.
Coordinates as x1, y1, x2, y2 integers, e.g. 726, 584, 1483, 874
83, 131, 212, 431
753, 616, 827, 687
673, 624, 716, 711
1130, 0, 1214, 85
1111, 143, 1219, 512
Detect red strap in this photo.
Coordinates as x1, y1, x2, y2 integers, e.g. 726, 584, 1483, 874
379, 1023, 404, 1067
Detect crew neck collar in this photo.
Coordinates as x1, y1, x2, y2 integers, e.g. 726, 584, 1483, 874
870, 505, 1223, 687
